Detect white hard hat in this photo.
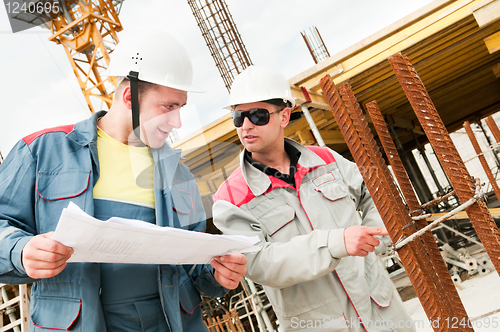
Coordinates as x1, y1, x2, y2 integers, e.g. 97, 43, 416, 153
107, 29, 204, 93
226, 65, 295, 110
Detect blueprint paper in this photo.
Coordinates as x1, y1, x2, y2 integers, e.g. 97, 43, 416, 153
52, 202, 260, 264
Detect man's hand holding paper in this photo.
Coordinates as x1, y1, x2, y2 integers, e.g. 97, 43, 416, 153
51, 202, 259, 266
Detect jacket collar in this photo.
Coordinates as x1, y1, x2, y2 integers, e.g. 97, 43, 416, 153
66, 110, 106, 146
286, 138, 326, 168
241, 137, 326, 196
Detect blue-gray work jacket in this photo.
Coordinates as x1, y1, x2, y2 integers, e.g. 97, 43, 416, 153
0, 111, 227, 331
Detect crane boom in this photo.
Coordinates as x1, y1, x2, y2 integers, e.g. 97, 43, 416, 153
8, 0, 124, 113
47, 0, 124, 113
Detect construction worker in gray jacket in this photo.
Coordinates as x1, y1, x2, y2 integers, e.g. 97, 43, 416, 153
212, 65, 416, 332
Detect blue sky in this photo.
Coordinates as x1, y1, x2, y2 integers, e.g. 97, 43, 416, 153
0, 0, 434, 155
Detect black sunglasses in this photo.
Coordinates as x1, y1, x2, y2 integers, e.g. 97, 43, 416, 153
231, 108, 282, 128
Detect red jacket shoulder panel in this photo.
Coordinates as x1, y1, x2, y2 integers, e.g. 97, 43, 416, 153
305, 145, 336, 164
22, 124, 75, 146
214, 145, 335, 207
214, 167, 256, 207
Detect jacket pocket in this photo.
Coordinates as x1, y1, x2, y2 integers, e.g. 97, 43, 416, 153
31, 296, 81, 330
171, 179, 205, 229
311, 171, 355, 229
171, 180, 194, 214
36, 170, 91, 201
35, 170, 91, 232
179, 278, 202, 315
313, 177, 348, 202
260, 204, 297, 242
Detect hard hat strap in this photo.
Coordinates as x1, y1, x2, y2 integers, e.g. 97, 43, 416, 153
127, 71, 141, 140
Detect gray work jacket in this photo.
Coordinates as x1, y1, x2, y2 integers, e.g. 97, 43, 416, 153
213, 138, 414, 332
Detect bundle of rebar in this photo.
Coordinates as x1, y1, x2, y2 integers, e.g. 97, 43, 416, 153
388, 53, 500, 276
319, 77, 453, 331
366, 100, 471, 328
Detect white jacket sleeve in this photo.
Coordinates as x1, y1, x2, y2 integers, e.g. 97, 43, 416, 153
213, 199, 348, 289
331, 149, 392, 253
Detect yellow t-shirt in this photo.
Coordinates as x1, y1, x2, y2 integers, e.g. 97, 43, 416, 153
93, 127, 155, 208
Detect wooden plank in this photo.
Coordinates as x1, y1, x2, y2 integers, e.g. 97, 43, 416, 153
387, 114, 416, 130
446, 103, 500, 134
473, 0, 500, 28
290, 86, 329, 110
351, 16, 478, 94
293, 0, 481, 90
172, 113, 236, 151
342, 17, 482, 91
319, 129, 346, 145
183, 141, 242, 175
493, 62, 500, 77
357, 36, 497, 117
297, 130, 315, 145
289, 0, 455, 85
431, 207, 500, 219
284, 109, 328, 137
484, 31, 500, 53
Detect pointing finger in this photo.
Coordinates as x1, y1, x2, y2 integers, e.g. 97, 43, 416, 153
366, 227, 389, 236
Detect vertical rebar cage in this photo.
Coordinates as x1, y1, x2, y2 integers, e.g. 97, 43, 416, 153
301, 26, 330, 65
187, 0, 252, 92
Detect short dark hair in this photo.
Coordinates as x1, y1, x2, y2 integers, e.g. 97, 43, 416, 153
117, 77, 158, 96
262, 98, 292, 109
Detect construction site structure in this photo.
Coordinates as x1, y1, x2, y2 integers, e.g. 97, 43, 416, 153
464, 120, 500, 202
172, 0, 500, 329
301, 26, 330, 64
366, 99, 471, 328
174, 0, 500, 219
9, 0, 124, 113
2, 0, 500, 330
0, 284, 29, 332
187, 0, 253, 92
46, 0, 124, 113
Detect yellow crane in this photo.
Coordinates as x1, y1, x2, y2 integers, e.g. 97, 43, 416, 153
46, 0, 124, 113
7, 0, 124, 113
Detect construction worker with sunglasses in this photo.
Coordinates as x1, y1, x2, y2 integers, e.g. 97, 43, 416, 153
212, 65, 415, 331
0, 29, 246, 332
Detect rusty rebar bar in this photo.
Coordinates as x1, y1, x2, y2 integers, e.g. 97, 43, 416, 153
485, 116, 500, 144
320, 76, 448, 332
339, 88, 412, 231
339, 84, 453, 329
389, 53, 500, 275
421, 190, 456, 211
464, 121, 500, 203
366, 100, 472, 329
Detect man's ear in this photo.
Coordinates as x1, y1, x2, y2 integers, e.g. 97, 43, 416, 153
280, 107, 291, 128
121, 85, 132, 110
